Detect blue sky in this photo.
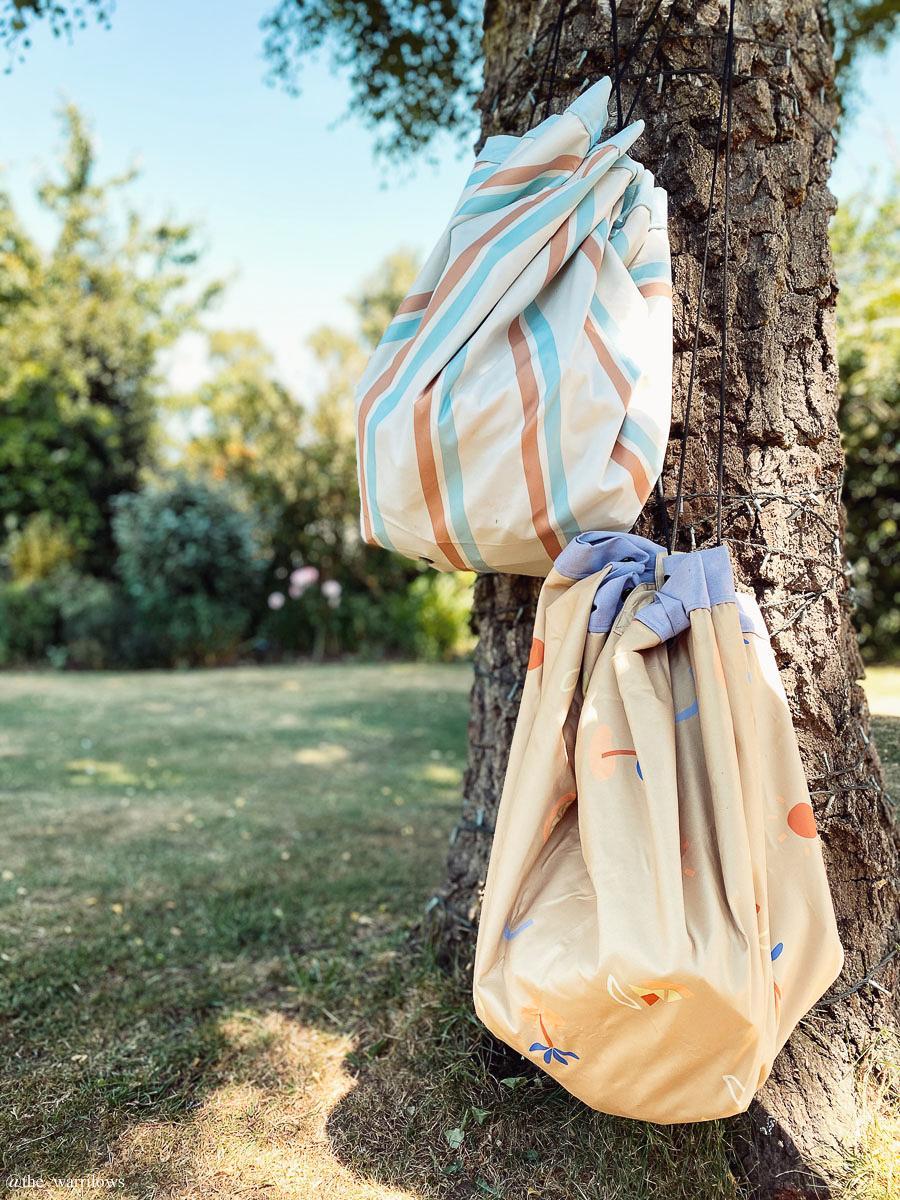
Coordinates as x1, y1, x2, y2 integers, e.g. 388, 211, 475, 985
2, 1, 897, 396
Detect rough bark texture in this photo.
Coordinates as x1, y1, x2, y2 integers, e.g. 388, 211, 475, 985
434, 3, 899, 1196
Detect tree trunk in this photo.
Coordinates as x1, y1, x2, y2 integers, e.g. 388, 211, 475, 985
434, 2, 899, 1195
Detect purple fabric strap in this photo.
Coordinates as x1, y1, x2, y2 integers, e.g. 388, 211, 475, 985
554, 532, 741, 640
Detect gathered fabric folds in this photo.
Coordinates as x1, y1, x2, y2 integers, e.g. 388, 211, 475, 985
473, 533, 843, 1123
355, 78, 672, 577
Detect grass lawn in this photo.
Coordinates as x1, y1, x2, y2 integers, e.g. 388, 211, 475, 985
0, 663, 896, 1199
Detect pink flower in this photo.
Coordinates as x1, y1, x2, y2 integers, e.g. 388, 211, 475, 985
268, 592, 285, 610
289, 565, 320, 598
322, 579, 343, 608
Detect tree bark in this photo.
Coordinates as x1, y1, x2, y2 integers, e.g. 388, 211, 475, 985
434, 2, 900, 1196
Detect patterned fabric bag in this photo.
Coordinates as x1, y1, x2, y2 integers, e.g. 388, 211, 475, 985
355, 79, 672, 577
473, 532, 843, 1122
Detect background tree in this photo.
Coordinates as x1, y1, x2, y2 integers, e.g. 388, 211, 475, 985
833, 178, 900, 662
0, 105, 216, 575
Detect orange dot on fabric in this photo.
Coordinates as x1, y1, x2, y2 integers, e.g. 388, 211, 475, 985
527, 638, 545, 670
787, 802, 818, 839
542, 790, 577, 845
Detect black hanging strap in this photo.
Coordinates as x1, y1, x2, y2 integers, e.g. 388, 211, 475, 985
529, 0, 569, 126
610, 0, 623, 127
609, 0, 668, 130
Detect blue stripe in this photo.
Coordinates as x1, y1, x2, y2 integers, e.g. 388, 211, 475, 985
630, 261, 670, 283
610, 228, 630, 258
465, 165, 497, 187
573, 191, 595, 250
457, 171, 569, 217
619, 415, 659, 468
435, 345, 489, 572
589, 295, 641, 383
365, 161, 622, 546
380, 315, 423, 345
522, 301, 580, 541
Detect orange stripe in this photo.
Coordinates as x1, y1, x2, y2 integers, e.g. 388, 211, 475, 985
412, 382, 468, 571
508, 317, 563, 563
543, 216, 571, 287
539, 1014, 553, 1047
583, 318, 633, 407
575, 143, 616, 179
638, 281, 672, 299
478, 153, 582, 191
396, 290, 433, 315
611, 442, 652, 503
579, 233, 604, 274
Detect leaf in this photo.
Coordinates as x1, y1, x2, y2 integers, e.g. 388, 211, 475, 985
475, 1180, 502, 1197
444, 1126, 465, 1149
500, 1075, 524, 1090
470, 1105, 489, 1125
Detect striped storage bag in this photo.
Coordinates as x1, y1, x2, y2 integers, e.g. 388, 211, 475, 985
355, 79, 672, 577
473, 532, 843, 1122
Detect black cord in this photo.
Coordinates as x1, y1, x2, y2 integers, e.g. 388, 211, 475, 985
622, 2, 678, 126
668, 0, 738, 553
543, 1, 569, 120
610, 0, 624, 128
611, 0, 666, 128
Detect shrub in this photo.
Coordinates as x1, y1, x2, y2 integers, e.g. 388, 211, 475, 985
258, 568, 474, 661
0, 578, 61, 665
0, 569, 143, 669
409, 572, 475, 661
4, 513, 75, 582
112, 478, 263, 666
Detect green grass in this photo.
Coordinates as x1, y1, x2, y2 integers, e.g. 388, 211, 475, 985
864, 665, 900, 799
0, 664, 895, 1199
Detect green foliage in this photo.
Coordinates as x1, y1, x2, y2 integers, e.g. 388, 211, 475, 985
409, 572, 476, 662
4, 512, 75, 582
112, 477, 264, 667
830, 1, 900, 75
0, 576, 60, 664
260, 571, 473, 661
260, 0, 481, 159
0, 105, 218, 576
833, 179, 900, 662
1, 568, 144, 670
0, 0, 113, 60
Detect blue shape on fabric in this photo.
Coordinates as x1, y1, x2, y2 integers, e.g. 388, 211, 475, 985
503, 919, 534, 940
771, 942, 784, 961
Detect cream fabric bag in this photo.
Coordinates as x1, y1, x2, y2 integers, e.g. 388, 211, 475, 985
473, 532, 843, 1123
356, 79, 672, 577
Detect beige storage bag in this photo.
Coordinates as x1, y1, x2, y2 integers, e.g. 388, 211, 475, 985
473, 532, 843, 1123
